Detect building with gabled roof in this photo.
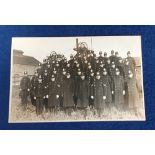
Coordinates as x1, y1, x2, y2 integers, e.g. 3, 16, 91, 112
12, 49, 40, 85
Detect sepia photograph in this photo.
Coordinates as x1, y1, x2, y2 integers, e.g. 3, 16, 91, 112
9, 36, 145, 122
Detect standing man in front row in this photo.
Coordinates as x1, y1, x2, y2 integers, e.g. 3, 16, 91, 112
19, 71, 31, 110
35, 75, 44, 115
30, 71, 38, 106
112, 68, 125, 110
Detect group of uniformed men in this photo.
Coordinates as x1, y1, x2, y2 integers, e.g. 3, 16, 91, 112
20, 48, 139, 117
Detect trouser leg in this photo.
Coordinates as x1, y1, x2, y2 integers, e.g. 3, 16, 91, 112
36, 98, 39, 115
39, 98, 43, 114
44, 98, 48, 112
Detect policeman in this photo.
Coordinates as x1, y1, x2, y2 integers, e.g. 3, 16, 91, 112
82, 57, 88, 74
37, 63, 43, 76
68, 54, 74, 77
95, 71, 105, 117
117, 57, 125, 78
35, 75, 44, 115
78, 72, 89, 109
124, 59, 133, 82
109, 61, 116, 79
109, 50, 116, 63
46, 61, 52, 77
55, 80, 63, 111
103, 52, 108, 63
105, 58, 111, 75
73, 69, 81, 108
48, 75, 57, 113
112, 68, 125, 110
19, 71, 31, 110
115, 51, 120, 66
51, 59, 56, 69
66, 62, 71, 74
42, 59, 47, 70
63, 72, 74, 115
53, 67, 57, 75
42, 70, 49, 112
94, 58, 100, 72
30, 71, 38, 106
102, 68, 112, 107
126, 51, 136, 76
55, 61, 60, 73
88, 69, 95, 109
126, 70, 139, 113
98, 61, 104, 74
86, 63, 92, 78
98, 51, 104, 62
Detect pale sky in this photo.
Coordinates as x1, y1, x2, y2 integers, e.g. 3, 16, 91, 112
12, 36, 142, 62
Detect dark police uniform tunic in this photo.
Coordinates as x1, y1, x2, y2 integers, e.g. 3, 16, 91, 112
101, 75, 112, 105
98, 56, 104, 63
109, 67, 116, 80
42, 74, 49, 110
35, 82, 44, 115
73, 75, 80, 106
127, 56, 136, 75
30, 75, 38, 106
109, 55, 116, 63
78, 78, 89, 108
88, 76, 95, 106
112, 75, 125, 109
48, 80, 57, 108
94, 78, 105, 110
63, 77, 74, 108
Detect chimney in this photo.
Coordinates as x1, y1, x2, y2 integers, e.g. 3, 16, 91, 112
76, 38, 78, 51
13, 49, 24, 56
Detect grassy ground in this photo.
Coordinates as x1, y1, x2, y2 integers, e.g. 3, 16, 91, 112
9, 86, 145, 123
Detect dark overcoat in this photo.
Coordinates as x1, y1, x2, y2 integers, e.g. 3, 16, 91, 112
94, 78, 105, 109
88, 76, 95, 105
123, 64, 133, 82
127, 57, 136, 74
30, 76, 38, 106
20, 76, 31, 90
63, 78, 74, 107
109, 67, 116, 78
102, 75, 112, 104
126, 76, 139, 109
113, 75, 125, 108
109, 55, 116, 63
48, 81, 57, 107
78, 78, 89, 108
35, 83, 44, 115
42, 75, 49, 97
20, 76, 31, 99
